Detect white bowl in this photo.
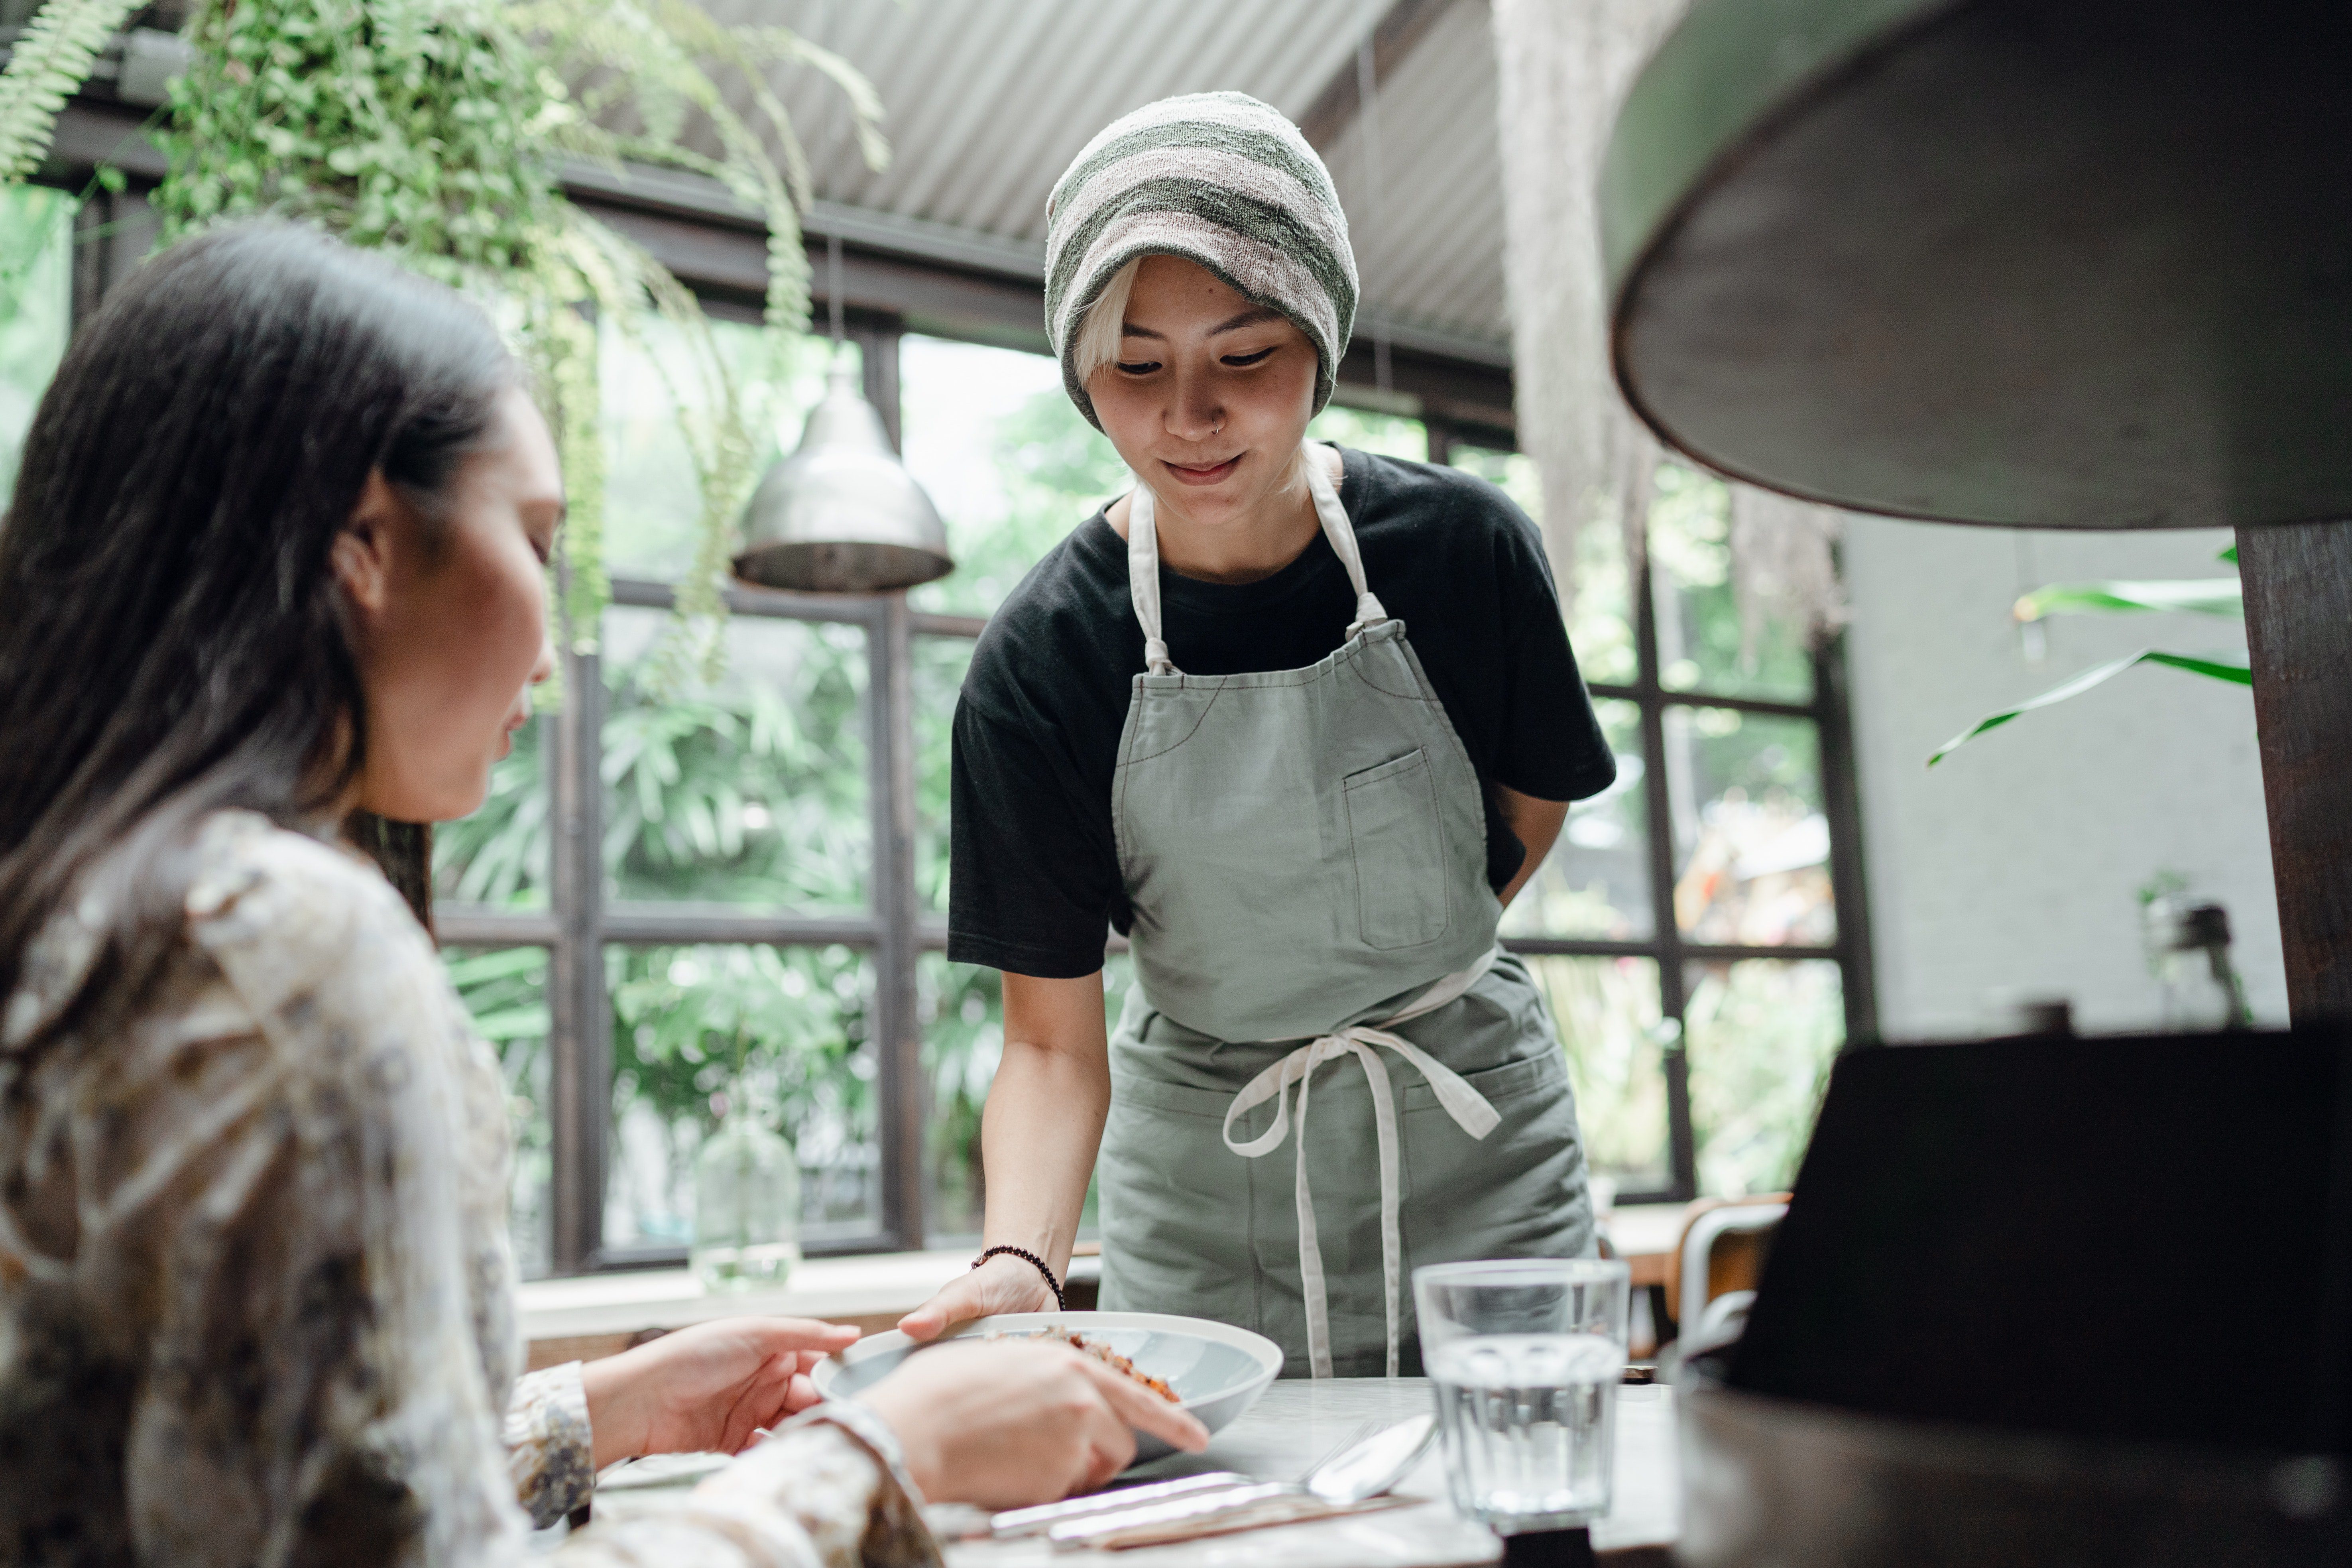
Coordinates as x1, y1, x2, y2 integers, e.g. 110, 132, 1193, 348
812, 1310, 1282, 1463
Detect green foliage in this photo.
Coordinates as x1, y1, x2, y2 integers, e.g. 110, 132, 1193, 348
441, 621, 885, 1243
441, 944, 553, 1272
0, 181, 70, 502
1931, 555, 2251, 767
1927, 647, 2254, 767
0, 0, 142, 181
515, 0, 883, 336
604, 620, 868, 906
155, 0, 566, 264
1649, 463, 1813, 701
1450, 443, 1639, 687
150, 0, 885, 661
433, 717, 549, 905
1685, 959, 1843, 1196
921, 955, 1130, 1237
1524, 955, 1670, 1183
909, 374, 1129, 620
2013, 578, 2242, 620
995, 384, 1133, 501
609, 942, 877, 1245
1305, 402, 1426, 461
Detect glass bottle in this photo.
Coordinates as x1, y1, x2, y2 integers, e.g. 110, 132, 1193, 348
692, 1096, 802, 1292
2156, 903, 2250, 1032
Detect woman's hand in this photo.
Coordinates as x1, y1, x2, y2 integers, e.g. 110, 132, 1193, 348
861, 1340, 1209, 1508
897, 1253, 1059, 1342
579, 1316, 861, 1468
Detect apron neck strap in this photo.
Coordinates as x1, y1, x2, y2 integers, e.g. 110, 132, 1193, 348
1125, 475, 1177, 674
1302, 443, 1390, 636
1125, 443, 1388, 676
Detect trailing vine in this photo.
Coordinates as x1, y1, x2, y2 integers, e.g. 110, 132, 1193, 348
132, 0, 886, 673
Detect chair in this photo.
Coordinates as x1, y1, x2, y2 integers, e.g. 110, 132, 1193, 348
1666, 1194, 1789, 1352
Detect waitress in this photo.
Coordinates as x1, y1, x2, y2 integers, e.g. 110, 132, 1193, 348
900, 93, 1619, 1378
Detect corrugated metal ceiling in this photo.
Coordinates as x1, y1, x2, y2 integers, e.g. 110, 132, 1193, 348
695, 0, 1510, 358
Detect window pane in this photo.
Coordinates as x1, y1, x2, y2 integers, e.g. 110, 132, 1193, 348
602, 604, 869, 908
606, 944, 881, 1251
920, 952, 1134, 1242
1306, 403, 1427, 461
1650, 463, 1813, 702
0, 184, 72, 501
435, 715, 550, 907
1449, 445, 1636, 688
1665, 707, 1835, 947
1684, 958, 1844, 1196
1522, 955, 1670, 1193
1500, 698, 1651, 940
441, 946, 553, 1279
602, 315, 851, 582
914, 634, 973, 914
901, 334, 1123, 619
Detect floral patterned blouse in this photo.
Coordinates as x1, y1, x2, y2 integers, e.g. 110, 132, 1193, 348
0, 811, 938, 1567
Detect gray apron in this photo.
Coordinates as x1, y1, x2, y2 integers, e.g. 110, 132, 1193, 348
1096, 444, 1595, 1379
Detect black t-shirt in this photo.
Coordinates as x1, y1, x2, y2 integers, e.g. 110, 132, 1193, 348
948, 447, 1618, 979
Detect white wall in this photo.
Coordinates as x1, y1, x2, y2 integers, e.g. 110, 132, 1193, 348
1841, 519, 2285, 1038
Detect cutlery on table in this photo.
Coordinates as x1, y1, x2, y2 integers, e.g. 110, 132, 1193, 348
1033, 1413, 1440, 1549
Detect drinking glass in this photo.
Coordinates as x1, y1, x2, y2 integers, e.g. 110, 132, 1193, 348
1414, 1257, 1632, 1533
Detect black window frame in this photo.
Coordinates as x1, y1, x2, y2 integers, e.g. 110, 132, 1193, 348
1426, 420, 1876, 1206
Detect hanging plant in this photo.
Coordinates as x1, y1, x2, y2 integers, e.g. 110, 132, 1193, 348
141, 0, 885, 676
0, 0, 145, 182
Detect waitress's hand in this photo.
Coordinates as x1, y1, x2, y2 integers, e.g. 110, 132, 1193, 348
580, 1316, 860, 1468
861, 1339, 1209, 1507
898, 1253, 1059, 1342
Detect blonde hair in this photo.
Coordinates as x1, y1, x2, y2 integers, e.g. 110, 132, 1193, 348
1077, 256, 1323, 501
1071, 256, 1143, 391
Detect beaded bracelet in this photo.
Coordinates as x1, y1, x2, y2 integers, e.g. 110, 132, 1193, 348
974, 1244, 1066, 1311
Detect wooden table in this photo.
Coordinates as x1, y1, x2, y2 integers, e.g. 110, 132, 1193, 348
592, 1379, 1679, 1566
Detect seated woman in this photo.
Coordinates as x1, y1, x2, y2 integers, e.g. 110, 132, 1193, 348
0, 223, 1203, 1567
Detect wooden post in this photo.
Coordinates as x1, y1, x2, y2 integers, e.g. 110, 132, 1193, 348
549, 646, 609, 1272
869, 593, 926, 1248
2237, 521, 2352, 1024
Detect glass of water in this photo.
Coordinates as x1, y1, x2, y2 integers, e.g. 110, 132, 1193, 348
1414, 1257, 1632, 1533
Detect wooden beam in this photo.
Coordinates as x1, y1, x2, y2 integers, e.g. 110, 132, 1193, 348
2239, 520, 2352, 1025
1297, 0, 1459, 151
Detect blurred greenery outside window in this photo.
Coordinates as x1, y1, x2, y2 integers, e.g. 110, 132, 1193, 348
0, 186, 73, 505
603, 944, 880, 1252
427, 298, 1866, 1275
1447, 444, 1859, 1201
442, 946, 555, 1279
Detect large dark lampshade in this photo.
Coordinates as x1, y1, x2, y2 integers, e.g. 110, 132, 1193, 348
734, 353, 954, 592
1600, 0, 2352, 529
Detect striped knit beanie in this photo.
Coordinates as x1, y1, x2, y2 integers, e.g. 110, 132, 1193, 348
1044, 91, 1357, 429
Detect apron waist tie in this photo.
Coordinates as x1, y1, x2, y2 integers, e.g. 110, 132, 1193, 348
1218, 948, 1505, 1378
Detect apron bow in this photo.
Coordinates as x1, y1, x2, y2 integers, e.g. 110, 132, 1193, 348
1219, 948, 1504, 1377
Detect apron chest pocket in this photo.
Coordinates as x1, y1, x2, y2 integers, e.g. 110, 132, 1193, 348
1343, 748, 1453, 950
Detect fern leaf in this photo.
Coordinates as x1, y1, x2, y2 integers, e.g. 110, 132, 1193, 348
0, 0, 146, 182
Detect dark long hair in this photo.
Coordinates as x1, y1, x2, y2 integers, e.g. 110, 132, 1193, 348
0, 222, 515, 1036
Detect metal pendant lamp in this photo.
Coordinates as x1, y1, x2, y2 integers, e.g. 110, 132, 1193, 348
732, 347, 954, 593
733, 231, 954, 593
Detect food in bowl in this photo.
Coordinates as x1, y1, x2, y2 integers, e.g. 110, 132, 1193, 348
996, 1324, 1180, 1402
